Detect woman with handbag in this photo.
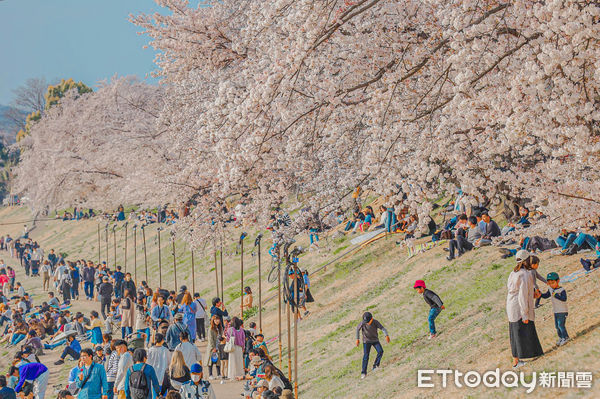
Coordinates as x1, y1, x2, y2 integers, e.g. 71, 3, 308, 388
224, 317, 245, 378
121, 289, 136, 338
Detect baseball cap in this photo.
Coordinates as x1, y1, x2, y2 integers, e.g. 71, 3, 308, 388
190, 363, 202, 373
515, 250, 530, 262
546, 272, 559, 281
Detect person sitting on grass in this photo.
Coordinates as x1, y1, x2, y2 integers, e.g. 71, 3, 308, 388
414, 280, 445, 340
53, 333, 81, 365
562, 231, 599, 256
446, 216, 481, 260
540, 272, 569, 346
501, 206, 531, 236
475, 212, 501, 247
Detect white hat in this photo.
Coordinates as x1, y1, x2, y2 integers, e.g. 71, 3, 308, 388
515, 249, 530, 262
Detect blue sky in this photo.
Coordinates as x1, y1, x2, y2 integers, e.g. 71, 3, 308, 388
0, 0, 164, 104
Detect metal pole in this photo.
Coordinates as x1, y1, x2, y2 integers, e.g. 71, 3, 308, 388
158, 229, 162, 288
124, 223, 128, 273
105, 225, 109, 262
278, 264, 282, 370
294, 268, 299, 399
191, 250, 195, 294
240, 238, 244, 319
214, 249, 219, 298
172, 235, 177, 291
133, 227, 138, 282
219, 245, 224, 302
97, 224, 101, 263
258, 239, 262, 334
142, 227, 148, 282
287, 289, 292, 383
112, 226, 117, 267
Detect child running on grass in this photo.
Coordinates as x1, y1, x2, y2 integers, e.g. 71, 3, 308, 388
355, 312, 390, 379
414, 280, 445, 339
540, 272, 569, 346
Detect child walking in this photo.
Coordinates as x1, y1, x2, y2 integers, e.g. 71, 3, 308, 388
414, 280, 445, 339
540, 272, 569, 346
355, 312, 390, 379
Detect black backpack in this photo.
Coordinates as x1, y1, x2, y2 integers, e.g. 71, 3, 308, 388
129, 364, 150, 399
274, 366, 293, 390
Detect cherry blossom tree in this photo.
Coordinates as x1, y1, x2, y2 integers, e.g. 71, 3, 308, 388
14, 0, 600, 243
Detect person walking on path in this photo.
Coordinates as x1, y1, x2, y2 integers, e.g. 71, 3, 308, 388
225, 317, 245, 379
178, 293, 197, 342
203, 316, 222, 379
114, 340, 133, 399
355, 312, 390, 379
40, 261, 52, 292
124, 348, 160, 399
506, 250, 544, 368
121, 289, 135, 339
146, 333, 171, 392
413, 280, 445, 339
174, 331, 202, 370
76, 348, 109, 399
99, 277, 114, 320
178, 364, 216, 399
193, 294, 207, 342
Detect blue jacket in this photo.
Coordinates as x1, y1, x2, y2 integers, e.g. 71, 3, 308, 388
69, 338, 81, 353
15, 363, 48, 393
76, 362, 109, 399
124, 363, 160, 399
209, 306, 228, 324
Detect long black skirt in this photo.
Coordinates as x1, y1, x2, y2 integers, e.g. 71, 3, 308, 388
509, 320, 544, 359
305, 288, 315, 303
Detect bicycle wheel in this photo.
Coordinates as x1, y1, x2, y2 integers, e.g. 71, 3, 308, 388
268, 257, 281, 283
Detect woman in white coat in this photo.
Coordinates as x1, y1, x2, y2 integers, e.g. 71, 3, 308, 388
506, 250, 544, 368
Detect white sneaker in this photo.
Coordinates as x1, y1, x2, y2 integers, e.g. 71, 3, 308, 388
428, 333, 437, 340
360, 373, 366, 379
556, 339, 562, 346
513, 361, 525, 369
372, 366, 380, 373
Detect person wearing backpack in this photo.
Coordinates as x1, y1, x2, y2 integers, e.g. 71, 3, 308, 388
124, 349, 160, 399
166, 314, 189, 351
76, 348, 109, 399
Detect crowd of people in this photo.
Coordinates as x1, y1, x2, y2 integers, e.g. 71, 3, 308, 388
0, 188, 597, 397
0, 230, 294, 399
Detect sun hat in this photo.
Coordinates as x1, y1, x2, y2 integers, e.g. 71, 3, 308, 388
413, 280, 426, 289
515, 249, 530, 262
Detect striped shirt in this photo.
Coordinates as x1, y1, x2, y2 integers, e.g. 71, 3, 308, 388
106, 351, 119, 382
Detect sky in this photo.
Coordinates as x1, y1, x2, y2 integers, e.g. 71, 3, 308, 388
0, 0, 164, 105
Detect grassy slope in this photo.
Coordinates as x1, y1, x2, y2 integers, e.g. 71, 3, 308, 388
1, 206, 599, 398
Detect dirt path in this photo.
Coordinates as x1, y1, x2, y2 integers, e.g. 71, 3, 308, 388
1, 252, 243, 399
